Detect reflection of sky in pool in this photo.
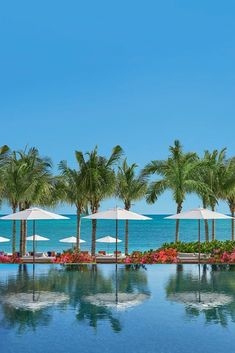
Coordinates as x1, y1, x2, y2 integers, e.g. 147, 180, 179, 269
1, 264, 235, 353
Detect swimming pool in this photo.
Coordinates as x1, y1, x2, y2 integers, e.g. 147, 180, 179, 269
0, 264, 235, 353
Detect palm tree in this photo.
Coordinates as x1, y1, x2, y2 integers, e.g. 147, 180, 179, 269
217, 157, 235, 240
142, 140, 207, 242
2, 151, 22, 253
3, 148, 54, 255
75, 145, 123, 256
59, 160, 88, 250
198, 149, 227, 241
116, 159, 147, 255
194, 157, 216, 242
0, 144, 10, 197
227, 193, 235, 240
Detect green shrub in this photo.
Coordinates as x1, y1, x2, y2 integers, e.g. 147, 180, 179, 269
161, 240, 235, 254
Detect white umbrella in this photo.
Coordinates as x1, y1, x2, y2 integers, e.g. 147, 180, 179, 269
96, 236, 122, 243
0, 236, 10, 253
59, 236, 86, 244
26, 234, 49, 257
167, 292, 233, 311
165, 208, 233, 262
96, 235, 122, 254
166, 208, 233, 220
26, 235, 50, 241
2, 291, 69, 311
1, 207, 69, 220
84, 292, 150, 311
84, 207, 151, 262
1, 207, 69, 263
85, 207, 151, 221
0, 236, 10, 242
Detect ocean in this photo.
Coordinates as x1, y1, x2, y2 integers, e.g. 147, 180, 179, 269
0, 214, 233, 254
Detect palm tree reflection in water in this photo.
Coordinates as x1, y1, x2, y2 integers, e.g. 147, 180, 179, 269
165, 264, 235, 326
0, 264, 150, 333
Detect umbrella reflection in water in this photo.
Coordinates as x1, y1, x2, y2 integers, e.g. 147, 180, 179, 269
3, 264, 69, 311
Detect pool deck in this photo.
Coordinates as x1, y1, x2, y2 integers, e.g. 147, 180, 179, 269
14, 252, 212, 264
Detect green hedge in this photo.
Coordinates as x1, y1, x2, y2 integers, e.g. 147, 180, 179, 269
161, 240, 235, 253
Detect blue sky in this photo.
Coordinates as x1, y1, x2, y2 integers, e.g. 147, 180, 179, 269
0, 1, 235, 214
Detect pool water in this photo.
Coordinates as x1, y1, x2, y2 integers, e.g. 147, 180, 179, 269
0, 264, 235, 353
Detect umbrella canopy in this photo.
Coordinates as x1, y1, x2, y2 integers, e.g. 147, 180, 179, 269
96, 236, 122, 243
167, 292, 233, 311
2, 291, 69, 311
165, 208, 233, 262
84, 292, 150, 311
1, 208, 69, 263
26, 235, 50, 241
84, 207, 151, 262
0, 207, 69, 220
84, 207, 151, 220
59, 236, 86, 244
0, 236, 10, 243
165, 208, 233, 220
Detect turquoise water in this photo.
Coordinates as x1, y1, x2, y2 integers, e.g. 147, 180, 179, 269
1, 264, 235, 353
0, 214, 233, 254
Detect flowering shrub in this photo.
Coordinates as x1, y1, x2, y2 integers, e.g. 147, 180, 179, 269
124, 249, 177, 264
53, 251, 95, 264
220, 251, 235, 263
0, 254, 22, 264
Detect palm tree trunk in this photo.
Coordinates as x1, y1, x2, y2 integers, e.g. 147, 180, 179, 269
76, 208, 81, 251
11, 205, 17, 254
19, 204, 27, 256
202, 201, 209, 242
175, 204, 182, 242
211, 205, 216, 241
231, 208, 235, 241
204, 220, 209, 242
20, 220, 24, 257
125, 219, 129, 255
19, 203, 24, 256
91, 219, 97, 256
23, 220, 27, 256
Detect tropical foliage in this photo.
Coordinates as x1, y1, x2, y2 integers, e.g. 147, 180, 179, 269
116, 159, 147, 255
142, 140, 209, 242
0, 140, 235, 256
74, 145, 123, 255
1, 147, 54, 255
162, 240, 235, 254
59, 160, 88, 250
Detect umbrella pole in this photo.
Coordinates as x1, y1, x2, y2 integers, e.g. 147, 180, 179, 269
198, 262, 201, 303
33, 220, 36, 265
115, 219, 118, 264
198, 219, 201, 264
115, 262, 118, 305
198, 219, 201, 302
115, 218, 118, 305
33, 262, 36, 302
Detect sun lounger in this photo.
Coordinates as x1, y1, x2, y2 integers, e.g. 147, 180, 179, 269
95, 253, 126, 263
98, 251, 106, 256
177, 252, 211, 263
80, 251, 89, 255
22, 252, 55, 263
